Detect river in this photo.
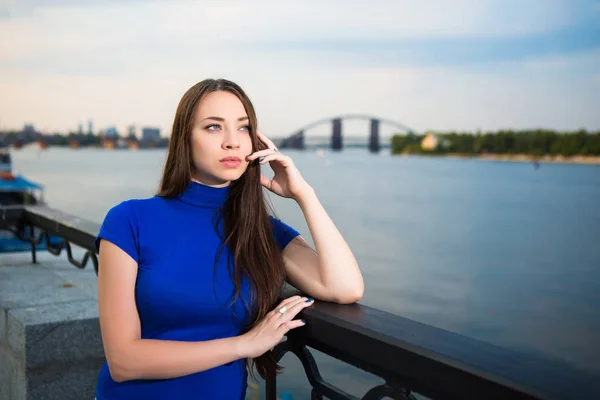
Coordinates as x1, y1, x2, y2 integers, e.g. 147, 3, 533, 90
9, 147, 600, 398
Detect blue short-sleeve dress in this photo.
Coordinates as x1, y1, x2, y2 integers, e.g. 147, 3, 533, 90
94, 181, 300, 400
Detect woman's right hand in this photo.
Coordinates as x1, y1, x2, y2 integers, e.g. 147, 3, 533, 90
237, 296, 314, 359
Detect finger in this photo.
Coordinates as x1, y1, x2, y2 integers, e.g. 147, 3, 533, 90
247, 148, 278, 160
268, 296, 302, 317
278, 297, 310, 316
279, 297, 314, 322
276, 319, 306, 336
270, 296, 310, 320
259, 153, 292, 166
276, 295, 302, 309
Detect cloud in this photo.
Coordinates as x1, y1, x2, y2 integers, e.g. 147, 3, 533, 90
0, 0, 580, 62
2, 48, 598, 136
149, 0, 574, 40
0, 0, 598, 134
1, 0, 593, 70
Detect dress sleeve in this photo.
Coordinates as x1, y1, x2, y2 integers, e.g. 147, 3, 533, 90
95, 201, 140, 262
269, 215, 301, 251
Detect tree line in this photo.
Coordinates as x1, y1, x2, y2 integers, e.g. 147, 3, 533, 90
391, 129, 600, 157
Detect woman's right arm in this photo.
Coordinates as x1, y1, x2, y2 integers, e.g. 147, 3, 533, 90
97, 239, 311, 382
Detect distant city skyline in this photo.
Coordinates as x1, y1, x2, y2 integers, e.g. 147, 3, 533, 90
2, 122, 164, 139
1, 0, 599, 138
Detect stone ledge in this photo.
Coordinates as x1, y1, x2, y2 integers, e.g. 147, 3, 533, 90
0, 251, 103, 400
0, 253, 96, 311
28, 356, 104, 400
1, 307, 7, 345
8, 300, 103, 369
0, 345, 22, 400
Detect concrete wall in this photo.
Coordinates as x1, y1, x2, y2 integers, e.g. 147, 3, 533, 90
0, 251, 104, 400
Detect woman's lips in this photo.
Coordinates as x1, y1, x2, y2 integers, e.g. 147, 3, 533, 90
219, 156, 242, 168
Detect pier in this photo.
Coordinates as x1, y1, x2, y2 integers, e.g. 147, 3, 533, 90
1, 205, 598, 399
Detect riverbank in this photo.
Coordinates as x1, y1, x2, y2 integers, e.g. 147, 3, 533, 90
397, 152, 600, 165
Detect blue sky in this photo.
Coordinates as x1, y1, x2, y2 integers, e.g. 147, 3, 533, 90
0, 0, 599, 137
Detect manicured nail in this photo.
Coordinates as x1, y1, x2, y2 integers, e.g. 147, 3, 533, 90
259, 157, 264, 162
305, 297, 313, 303
301, 319, 306, 323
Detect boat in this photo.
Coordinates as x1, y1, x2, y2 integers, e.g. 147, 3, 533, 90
0, 145, 63, 253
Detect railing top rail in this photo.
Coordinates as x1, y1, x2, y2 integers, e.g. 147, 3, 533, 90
0, 204, 25, 224
23, 204, 100, 250
290, 295, 600, 400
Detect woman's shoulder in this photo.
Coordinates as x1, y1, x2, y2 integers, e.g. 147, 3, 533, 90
108, 195, 166, 212
102, 196, 166, 222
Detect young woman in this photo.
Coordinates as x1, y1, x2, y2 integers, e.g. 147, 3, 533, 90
95, 78, 364, 399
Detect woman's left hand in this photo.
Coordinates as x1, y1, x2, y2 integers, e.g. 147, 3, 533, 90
246, 131, 313, 200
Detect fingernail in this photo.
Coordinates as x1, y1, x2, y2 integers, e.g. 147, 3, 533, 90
301, 319, 306, 323
305, 297, 313, 303
259, 157, 264, 162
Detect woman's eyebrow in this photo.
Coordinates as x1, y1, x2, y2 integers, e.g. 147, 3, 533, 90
201, 116, 249, 122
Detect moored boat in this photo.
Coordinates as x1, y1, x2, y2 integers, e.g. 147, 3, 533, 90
0, 145, 63, 253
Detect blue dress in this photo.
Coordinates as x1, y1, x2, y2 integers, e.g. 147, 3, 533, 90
94, 181, 300, 400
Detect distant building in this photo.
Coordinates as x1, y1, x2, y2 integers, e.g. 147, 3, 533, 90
421, 132, 449, 151
142, 127, 160, 142
88, 120, 94, 135
20, 124, 40, 142
127, 125, 136, 139
78, 123, 83, 135
421, 132, 438, 151
104, 126, 118, 137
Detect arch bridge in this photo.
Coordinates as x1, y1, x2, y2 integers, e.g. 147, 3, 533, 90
275, 114, 414, 153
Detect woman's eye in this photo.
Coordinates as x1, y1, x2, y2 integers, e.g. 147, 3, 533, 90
206, 124, 220, 131
240, 125, 250, 132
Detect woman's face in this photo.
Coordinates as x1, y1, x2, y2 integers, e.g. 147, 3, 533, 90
190, 90, 253, 187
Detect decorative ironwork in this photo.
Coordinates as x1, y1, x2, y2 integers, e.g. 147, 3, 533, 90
267, 335, 417, 400
361, 384, 416, 400
47, 232, 98, 274
7, 223, 99, 274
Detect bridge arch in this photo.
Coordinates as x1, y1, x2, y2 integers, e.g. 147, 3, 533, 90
277, 114, 415, 152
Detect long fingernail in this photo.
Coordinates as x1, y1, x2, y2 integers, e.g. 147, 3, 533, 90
301, 319, 306, 323
305, 297, 313, 303
259, 157, 264, 162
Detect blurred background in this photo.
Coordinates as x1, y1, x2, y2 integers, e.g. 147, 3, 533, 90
1, 0, 599, 398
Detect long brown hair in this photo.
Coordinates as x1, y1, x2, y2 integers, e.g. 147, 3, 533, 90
157, 79, 286, 379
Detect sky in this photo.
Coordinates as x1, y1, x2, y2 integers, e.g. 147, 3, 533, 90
1, 0, 599, 138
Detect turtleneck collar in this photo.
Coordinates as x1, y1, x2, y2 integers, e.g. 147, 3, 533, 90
176, 181, 229, 208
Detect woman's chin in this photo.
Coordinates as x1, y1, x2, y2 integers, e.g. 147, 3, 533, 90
215, 170, 246, 184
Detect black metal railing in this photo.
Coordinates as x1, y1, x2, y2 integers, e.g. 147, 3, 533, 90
0, 204, 99, 273
265, 294, 600, 400
1, 205, 598, 400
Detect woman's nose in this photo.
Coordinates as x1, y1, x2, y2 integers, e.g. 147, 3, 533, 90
222, 131, 240, 150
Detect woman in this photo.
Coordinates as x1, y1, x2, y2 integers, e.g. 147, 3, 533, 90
95, 78, 364, 399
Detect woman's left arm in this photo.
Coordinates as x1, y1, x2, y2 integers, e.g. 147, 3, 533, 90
282, 188, 364, 304
248, 131, 364, 304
